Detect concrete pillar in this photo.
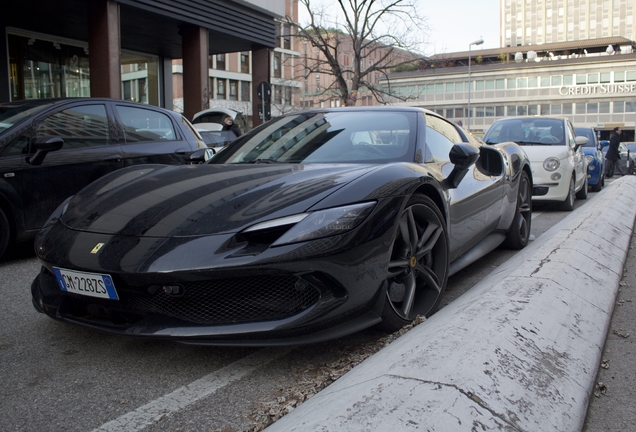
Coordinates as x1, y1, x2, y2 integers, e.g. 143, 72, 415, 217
181, 26, 209, 120
88, 0, 121, 99
251, 47, 270, 127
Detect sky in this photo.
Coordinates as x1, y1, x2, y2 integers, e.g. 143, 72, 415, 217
297, 0, 502, 56
422, 0, 501, 55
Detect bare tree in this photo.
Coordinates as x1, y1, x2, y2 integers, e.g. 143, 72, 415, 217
288, 0, 427, 106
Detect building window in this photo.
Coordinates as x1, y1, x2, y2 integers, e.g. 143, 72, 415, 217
485, 80, 495, 90
240, 52, 250, 73
627, 71, 636, 81
575, 102, 586, 114
455, 82, 464, 92
576, 74, 587, 85
455, 107, 464, 118
446, 83, 454, 93
273, 85, 282, 104
563, 75, 573, 85
446, 108, 455, 118
517, 106, 527, 115
485, 106, 494, 117
614, 101, 625, 113
241, 81, 250, 101
284, 86, 292, 104
563, 103, 573, 115
495, 79, 505, 89
587, 73, 599, 84
435, 83, 444, 93
587, 103, 598, 114
528, 105, 538, 115
600, 72, 611, 83
615, 72, 625, 82
507, 79, 516, 89
217, 79, 226, 99
229, 80, 238, 101
273, 52, 282, 78
215, 54, 226, 70
541, 104, 550, 115
528, 77, 538, 88
476, 107, 485, 117
626, 102, 636, 112
551, 104, 562, 115
495, 106, 505, 116
475, 81, 484, 91
551, 75, 562, 86
517, 77, 528, 88
541, 76, 551, 87
599, 102, 610, 113
507, 106, 516, 116
283, 24, 291, 49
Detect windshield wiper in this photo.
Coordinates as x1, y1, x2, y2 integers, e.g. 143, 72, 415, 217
244, 158, 282, 164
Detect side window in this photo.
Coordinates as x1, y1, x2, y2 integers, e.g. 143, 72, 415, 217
1, 133, 30, 157
116, 106, 177, 143
35, 105, 110, 149
425, 114, 462, 163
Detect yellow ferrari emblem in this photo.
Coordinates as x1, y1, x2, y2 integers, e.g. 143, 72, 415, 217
409, 256, 417, 267
91, 243, 105, 254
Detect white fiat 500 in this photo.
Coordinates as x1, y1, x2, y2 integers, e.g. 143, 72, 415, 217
483, 116, 588, 211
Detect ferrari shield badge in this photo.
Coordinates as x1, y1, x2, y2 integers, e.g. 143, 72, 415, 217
91, 243, 106, 254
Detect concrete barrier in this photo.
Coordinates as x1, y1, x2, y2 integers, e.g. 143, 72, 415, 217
265, 176, 636, 432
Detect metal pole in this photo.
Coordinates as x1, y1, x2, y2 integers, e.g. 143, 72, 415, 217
467, 48, 472, 131
467, 39, 484, 131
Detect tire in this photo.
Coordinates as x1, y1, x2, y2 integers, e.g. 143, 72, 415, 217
591, 174, 602, 192
0, 208, 10, 260
559, 176, 575, 211
576, 174, 588, 199
504, 170, 532, 250
378, 195, 449, 332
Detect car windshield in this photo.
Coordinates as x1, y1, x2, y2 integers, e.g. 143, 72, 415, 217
0, 101, 54, 134
209, 110, 417, 164
574, 128, 597, 147
484, 118, 566, 146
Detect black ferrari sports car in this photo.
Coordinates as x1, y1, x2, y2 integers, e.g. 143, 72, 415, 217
31, 107, 532, 345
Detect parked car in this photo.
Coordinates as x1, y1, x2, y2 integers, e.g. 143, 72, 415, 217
600, 140, 634, 175
192, 107, 248, 133
31, 107, 532, 345
483, 116, 588, 211
574, 127, 604, 192
623, 142, 636, 173
195, 128, 238, 153
0, 98, 208, 258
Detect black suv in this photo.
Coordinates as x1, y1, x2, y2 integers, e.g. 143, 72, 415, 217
0, 98, 207, 258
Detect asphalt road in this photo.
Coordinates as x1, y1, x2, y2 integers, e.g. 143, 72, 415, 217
0, 186, 619, 432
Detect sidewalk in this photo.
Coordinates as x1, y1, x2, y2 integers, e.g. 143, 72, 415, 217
265, 176, 636, 432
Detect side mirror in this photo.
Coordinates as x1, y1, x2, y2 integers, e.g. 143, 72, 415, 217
27, 136, 64, 166
574, 136, 588, 150
443, 143, 480, 189
188, 148, 215, 164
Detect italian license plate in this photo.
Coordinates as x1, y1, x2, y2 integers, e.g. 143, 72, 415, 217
52, 267, 119, 300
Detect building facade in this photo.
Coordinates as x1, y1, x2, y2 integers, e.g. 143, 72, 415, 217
502, 0, 635, 47
3, 0, 283, 125
385, 37, 636, 139
171, 0, 301, 127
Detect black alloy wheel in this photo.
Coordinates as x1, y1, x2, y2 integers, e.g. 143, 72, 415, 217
504, 170, 532, 249
379, 195, 449, 332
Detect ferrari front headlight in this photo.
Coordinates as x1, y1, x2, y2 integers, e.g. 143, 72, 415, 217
243, 202, 376, 246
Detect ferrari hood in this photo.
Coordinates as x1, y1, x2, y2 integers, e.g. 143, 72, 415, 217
60, 163, 377, 237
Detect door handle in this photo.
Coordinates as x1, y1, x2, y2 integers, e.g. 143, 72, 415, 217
103, 154, 123, 163
174, 148, 187, 155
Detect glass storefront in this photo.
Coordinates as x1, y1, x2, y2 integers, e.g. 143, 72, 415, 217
9, 32, 90, 100
8, 30, 160, 106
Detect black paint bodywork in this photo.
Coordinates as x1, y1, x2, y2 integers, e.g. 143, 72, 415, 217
31, 107, 531, 345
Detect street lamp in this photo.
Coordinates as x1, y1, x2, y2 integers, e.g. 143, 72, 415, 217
467, 38, 484, 131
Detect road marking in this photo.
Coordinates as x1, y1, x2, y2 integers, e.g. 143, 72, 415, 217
93, 347, 294, 432
532, 211, 543, 219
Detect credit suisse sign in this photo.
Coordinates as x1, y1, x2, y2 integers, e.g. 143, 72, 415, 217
559, 84, 636, 95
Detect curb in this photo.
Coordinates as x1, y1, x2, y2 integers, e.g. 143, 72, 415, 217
265, 175, 636, 432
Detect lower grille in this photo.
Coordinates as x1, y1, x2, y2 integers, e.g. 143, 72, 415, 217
129, 275, 320, 324
40, 268, 321, 325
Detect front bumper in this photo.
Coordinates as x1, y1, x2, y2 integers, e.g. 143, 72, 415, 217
531, 167, 571, 201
